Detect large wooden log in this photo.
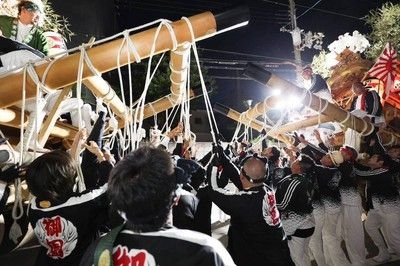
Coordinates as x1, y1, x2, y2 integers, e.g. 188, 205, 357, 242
243, 63, 375, 135
141, 44, 191, 120
213, 103, 292, 144
243, 63, 400, 146
239, 96, 279, 121
268, 115, 331, 136
0, 7, 249, 109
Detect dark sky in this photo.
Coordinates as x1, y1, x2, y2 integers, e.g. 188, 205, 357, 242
114, 0, 386, 98
116, 0, 384, 62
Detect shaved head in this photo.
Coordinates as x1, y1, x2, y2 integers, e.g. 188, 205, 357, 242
243, 157, 267, 181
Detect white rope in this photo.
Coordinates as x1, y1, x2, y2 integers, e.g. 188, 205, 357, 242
72, 46, 91, 192
182, 16, 219, 143
230, 121, 243, 143
160, 104, 180, 133
112, 20, 175, 153
183, 51, 192, 140
165, 109, 170, 132
132, 21, 174, 149
122, 30, 142, 63
148, 103, 158, 126
339, 112, 351, 124
8, 64, 33, 244
18, 67, 28, 157
113, 19, 178, 152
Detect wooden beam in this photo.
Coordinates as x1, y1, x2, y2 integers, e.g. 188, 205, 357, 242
37, 86, 73, 146
213, 103, 292, 144
243, 63, 400, 146
0, 8, 249, 108
268, 115, 331, 136
244, 63, 375, 135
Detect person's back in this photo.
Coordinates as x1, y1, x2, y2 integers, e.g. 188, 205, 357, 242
206, 154, 293, 265
25, 121, 113, 266
101, 226, 233, 266
26, 148, 112, 266
223, 185, 291, 265
80, 146, 234, 266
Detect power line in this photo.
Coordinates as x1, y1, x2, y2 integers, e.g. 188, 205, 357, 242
197, 47, 303, 63
261, 0, 363, 20
120, 1, 291, 24
296, 0, 323, 20
280, 0, 324, 32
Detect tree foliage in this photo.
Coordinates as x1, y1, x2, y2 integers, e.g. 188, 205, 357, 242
109, 51, 216, 108
42, 1, 74, 41
364, 2, 400, 59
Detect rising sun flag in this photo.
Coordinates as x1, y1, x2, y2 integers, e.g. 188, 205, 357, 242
367, 43, 400, 99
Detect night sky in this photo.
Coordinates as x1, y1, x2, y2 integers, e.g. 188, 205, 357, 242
112, 0, 385, 103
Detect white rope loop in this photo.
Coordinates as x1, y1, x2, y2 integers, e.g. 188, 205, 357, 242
122, 30, 142, 63
181, 16, 220, 143
339, 112, 351, 124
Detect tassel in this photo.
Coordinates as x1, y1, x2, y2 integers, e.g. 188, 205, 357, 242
9, 219, 22, 244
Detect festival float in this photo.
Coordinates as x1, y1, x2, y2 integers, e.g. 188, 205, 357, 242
0, 0, 399, 262
215, 28, 400, 151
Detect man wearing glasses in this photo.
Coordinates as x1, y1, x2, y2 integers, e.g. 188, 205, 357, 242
0, 0, 49, 71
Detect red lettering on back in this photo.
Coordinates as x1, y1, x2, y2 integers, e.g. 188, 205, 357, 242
46, 239, 64, 258
267, 191, 280, 225
43, 216, 62, 237
114, 247, 147, 266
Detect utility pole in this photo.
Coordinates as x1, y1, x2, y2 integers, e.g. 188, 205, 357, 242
288, 0, 302, 70
281, 0, 324, 81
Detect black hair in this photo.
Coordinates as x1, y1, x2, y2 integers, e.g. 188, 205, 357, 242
269, 146, 281, 163
375, 153, 392, 167
108, 146, 176, 232
25, 150, 77, 203
297, 154, 315, 173
17, 1, 42, 14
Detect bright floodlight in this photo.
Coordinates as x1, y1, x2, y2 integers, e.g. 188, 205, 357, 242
276, 94, 303, 109
271, 89, 282, 96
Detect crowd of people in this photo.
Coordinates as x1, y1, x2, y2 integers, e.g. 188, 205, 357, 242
1, 108, 400, 265
0, 1, 400, 266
